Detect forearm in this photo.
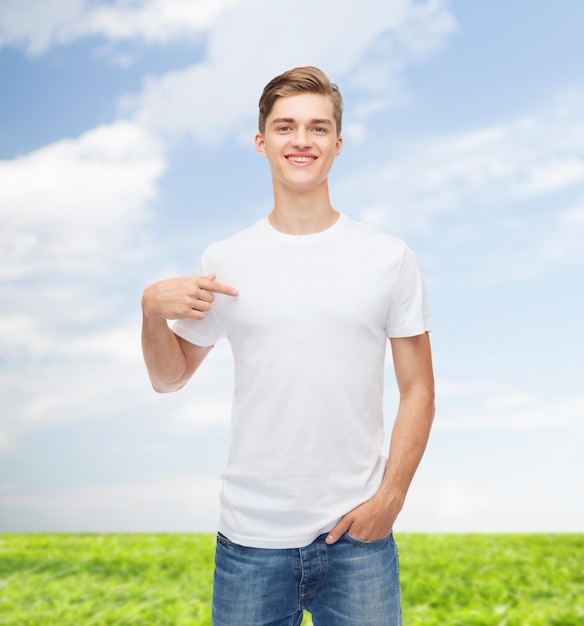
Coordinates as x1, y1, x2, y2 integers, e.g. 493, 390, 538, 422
141, 312, 189, 393
140, 276, 229, 393
324, 389, 435, 544
378, 388, 435, 511
325, 334, 435, 543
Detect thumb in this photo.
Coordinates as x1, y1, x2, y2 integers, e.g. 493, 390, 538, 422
325, 516, 352, 545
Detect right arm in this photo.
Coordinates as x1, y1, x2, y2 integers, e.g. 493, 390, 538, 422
141, 274, 238, 393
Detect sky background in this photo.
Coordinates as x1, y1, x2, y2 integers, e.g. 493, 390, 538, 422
1, 0, 583, 534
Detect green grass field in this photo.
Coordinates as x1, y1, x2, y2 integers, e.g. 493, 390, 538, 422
1, 534, 582, 625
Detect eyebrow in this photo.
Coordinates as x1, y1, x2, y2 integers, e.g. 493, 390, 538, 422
270, 117, 333, 127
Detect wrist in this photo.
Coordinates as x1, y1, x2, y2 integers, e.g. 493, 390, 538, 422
375, 483, 406, 512
141, 287, 165, 321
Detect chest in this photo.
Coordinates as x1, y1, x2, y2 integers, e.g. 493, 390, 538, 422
211, 244, 395, 341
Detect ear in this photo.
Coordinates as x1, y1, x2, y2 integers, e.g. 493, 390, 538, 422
255, 132, 267, 157
335, 135, 343, 157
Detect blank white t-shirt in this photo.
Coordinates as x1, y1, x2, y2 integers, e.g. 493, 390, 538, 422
173, 214, 433, 548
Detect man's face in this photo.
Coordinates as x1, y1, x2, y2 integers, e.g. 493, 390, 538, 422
255, 93, 342, 194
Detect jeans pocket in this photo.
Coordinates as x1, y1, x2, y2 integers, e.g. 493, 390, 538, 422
344, 531, 393, 546
216, 531, 235, 547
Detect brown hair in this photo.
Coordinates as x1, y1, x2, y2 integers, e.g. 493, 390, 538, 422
258, 66, 343, 136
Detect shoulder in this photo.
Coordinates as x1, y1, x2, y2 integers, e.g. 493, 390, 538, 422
203, 219, 265, 257
340, 214, 409, 255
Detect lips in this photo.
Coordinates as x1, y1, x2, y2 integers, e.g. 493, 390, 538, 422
286, 155, 317, 164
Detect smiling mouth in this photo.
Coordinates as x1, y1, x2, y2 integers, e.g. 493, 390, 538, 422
286, 155, 316, 163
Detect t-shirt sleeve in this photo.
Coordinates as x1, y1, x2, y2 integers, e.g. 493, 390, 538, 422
385, 245, 433, 338
171, 254, 225, 347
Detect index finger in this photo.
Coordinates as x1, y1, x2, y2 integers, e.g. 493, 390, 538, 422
200, 276, 238, 297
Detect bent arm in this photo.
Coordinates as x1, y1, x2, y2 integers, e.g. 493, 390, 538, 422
378, 332, 435, 513
326, 332, 435, 543
140, 274, 238, 393
141, 312, 212, 393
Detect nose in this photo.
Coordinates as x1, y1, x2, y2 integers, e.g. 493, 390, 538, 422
291, 126, 311, 148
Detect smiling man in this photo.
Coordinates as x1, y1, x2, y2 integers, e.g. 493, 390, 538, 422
141, 66, 435, 626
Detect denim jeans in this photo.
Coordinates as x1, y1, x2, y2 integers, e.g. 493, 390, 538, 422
212, 531, 402, 625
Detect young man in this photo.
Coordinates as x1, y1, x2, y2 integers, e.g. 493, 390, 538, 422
142, 66, 435, 626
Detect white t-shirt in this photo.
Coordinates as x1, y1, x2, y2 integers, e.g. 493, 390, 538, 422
173, 214, 433, 548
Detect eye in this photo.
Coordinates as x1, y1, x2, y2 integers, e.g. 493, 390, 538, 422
277, 126, 292, 132
313, 127, 327, 133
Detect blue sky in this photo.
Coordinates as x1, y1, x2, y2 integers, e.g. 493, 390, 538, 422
1, 0, 583, 533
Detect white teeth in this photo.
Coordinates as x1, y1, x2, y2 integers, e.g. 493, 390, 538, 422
288, 156, 314, 163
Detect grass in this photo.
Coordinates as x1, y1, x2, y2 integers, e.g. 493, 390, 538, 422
0, 534, 582, 625
398, 534, 584, 625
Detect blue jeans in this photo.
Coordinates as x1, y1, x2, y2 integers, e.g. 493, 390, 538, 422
212, 532, 402, 625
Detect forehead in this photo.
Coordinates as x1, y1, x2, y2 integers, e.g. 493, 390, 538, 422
267, 92, 335, 123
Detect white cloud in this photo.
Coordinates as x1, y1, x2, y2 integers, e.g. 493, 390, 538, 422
484, 392, 537, 410
0, 477, 222, 531
438, 395, 584, 431
0, 103, 231, 446
393, 0, 457, 58
0, 120, 165, 278
0, 0, 454, 64
0, 338, 148, 443
67, 321, 143, 362
516, 159, 584, 195
0, 0, 457, 148
336, 89, 584, 288
0, 0, 84, 56
0, 309, 235, 445
399, 476, 584, 532
558, 206, 584, 225
0, 0, 242, 55
167, 399, 232, 433
1, 0, 457, 144
0, 313, 44, 357
72, 0, 242, 44
541, 202, 584, 263
436, 379, 498, 397
342, 92, 584, 237
122, 0, 455, 143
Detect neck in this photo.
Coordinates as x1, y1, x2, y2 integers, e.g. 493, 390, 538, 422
268, 179, 338, 235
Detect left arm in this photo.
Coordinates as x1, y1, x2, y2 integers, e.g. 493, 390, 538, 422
326, 332, 435, 543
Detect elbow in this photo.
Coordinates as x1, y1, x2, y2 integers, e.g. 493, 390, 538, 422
151, 382, 185, 394
145, 363, 190, 394
150, 376, 187, 394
